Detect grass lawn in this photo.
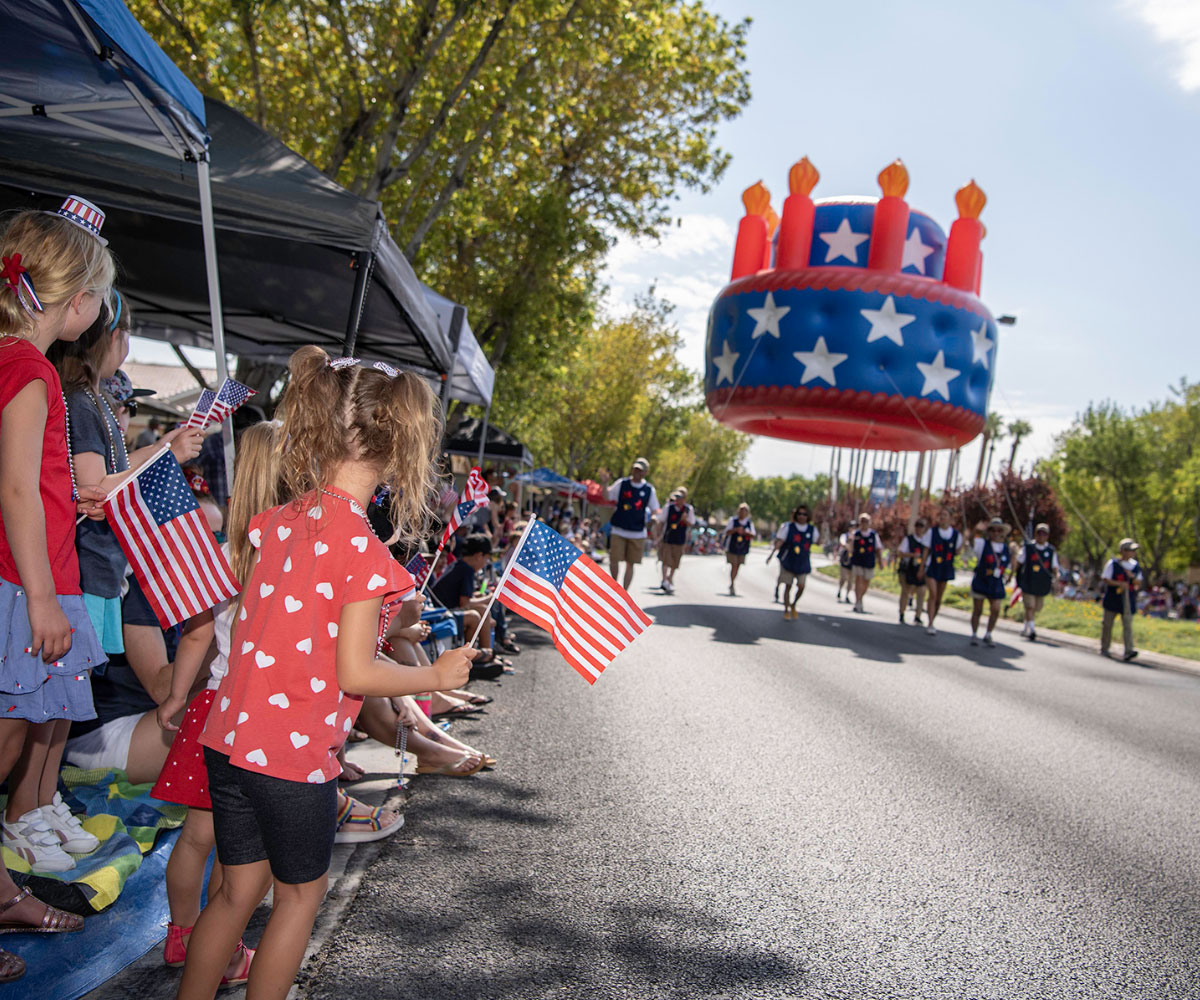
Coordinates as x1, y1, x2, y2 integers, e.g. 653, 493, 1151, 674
817, 565, 1200, 661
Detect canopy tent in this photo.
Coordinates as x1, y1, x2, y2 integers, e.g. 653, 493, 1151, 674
513, 467, 586, 497
423, 287, 494, 409
557, 479, 614, 508
445, 417, 532, 468
0, 92, 450, 374
0, 0, 235, 468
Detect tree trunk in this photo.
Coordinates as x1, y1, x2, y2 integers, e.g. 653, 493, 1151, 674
975, 432, 989, 485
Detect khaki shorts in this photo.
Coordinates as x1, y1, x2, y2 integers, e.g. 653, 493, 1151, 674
659, 543, 684, 569
778, 569, 808, 586
726, 552, 746, 567
609, 534, 644, 565
1022, 593, 1046, 615
851, 565, 874, 580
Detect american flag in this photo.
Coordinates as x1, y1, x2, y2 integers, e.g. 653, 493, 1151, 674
105, 450, 239, 627
201, 378, 256, 428
405, 553, 431, 589
185, 389, 216, 429
439, 467, 490, 546
496, 521, 651, 684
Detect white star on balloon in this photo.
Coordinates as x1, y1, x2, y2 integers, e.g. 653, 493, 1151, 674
817, 218, 870, 264
901, 227, 936, 274
916, 350, 961, 399
970, 321, 994, 369
793, 336, 848, 386
860, 295, 916, 346
712, 340, 740, 385
747, 291, 790, 339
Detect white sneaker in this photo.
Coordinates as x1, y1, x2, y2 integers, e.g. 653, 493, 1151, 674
925, 626, 936, 636
40, 792, 99, 854
1, 808, 76, 872
854, 602, 864, 613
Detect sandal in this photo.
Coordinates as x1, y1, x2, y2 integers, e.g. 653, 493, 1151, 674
431, 703, 483, 719
220, 941, 254, 987
0, 948, 23, 984
164, 921, 193, 967
334, 795, 404, 844
0, 886, 84, 934
497, 637, 521, 654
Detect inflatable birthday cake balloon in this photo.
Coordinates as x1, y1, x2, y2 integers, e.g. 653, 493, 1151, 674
705, 158, 996, 451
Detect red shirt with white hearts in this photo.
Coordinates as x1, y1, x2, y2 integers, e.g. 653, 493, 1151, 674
200, 490, 412, 784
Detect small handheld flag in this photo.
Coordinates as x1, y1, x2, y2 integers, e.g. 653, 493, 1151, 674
420, 468, 490, 594
185, 378, 256, 431
185, 389, 217, 429
405, 553, 431, 590
491, 519, 651, 684
105, 450, 239, 627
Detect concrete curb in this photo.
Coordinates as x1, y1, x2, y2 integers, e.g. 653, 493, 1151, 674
806, 560, 1200, 680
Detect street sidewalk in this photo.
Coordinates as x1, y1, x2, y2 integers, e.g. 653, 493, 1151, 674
806, 554, 1200, 680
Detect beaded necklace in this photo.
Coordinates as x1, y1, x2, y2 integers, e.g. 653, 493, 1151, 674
60, 391, 78, 502
82, 386, 128, 473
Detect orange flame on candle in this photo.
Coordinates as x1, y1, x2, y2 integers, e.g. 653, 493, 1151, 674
764, 205, 780, 238
955, 180, 987, 219
787, 157, 820, 197
877, 159, 909, 198
742, 181, 771, 216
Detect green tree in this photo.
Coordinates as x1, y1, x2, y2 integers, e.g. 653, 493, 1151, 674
1006, 418, 1032, 470
975, 412, 1003, 485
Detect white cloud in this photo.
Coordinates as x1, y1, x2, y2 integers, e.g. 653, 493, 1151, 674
1125, 0, 1200, 91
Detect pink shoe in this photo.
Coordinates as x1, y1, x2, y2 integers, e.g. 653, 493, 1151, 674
221, 942, 254, 987
163, 922, 192, 967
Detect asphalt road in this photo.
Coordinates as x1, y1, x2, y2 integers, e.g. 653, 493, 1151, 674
300, 552, 1200, 1000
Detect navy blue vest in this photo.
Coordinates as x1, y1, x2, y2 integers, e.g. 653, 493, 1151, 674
780, 522, 815, 575
727, 518, 753, 556
663, 504, 692, 545
1019, 542, 1055, 596
611, 478, 652, 533
972, 540, 1010, 587
929, 527, 959, 570
1102, 560, 1140, 613
850, 530, 877, 569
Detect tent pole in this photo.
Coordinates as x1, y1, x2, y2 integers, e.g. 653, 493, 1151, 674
341, 250, 374, 357
476, 403, 491, 469
438, 307, 465, 418
196, 156, 233, 486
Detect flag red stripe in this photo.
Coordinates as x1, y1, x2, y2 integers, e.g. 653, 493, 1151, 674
507, 568, 615, 673
499, 576, 559, 633
122, 482, 187, 622
550, 634, 602, 684
562, 569, 648, 643
558, 588, 626, 654
176, 512, 220, 605
561, 578, 640, 645
111, 484, 182, 623
576, 554, 652, 626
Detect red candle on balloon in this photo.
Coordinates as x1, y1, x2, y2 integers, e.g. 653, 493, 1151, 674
943, 180, 987, 292
762, 205, 780, 270
867, 159, 910, 272
731, 181, 771, 280
776, 157, 819, 270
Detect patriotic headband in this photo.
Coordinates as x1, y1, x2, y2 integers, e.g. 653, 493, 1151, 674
109, 290, 123, 331
50, 195, 108, 246
1, 254, 43, 315
328, 356, 399, 378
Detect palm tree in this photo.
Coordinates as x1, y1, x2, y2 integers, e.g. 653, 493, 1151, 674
1007, 419, 1033, 470
975, 412, 1005, 485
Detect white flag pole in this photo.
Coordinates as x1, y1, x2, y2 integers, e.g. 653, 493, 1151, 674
467, 515, 539, 648
76, 444, 173, 524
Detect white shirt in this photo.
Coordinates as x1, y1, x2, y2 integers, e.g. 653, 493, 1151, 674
725, 517, 757, 538
898, 531, 930, 557
206, 543, 236, 691
1101, 558, 1142, 583
972, 537, 1007, 577
655, 504, 696, 527
606, 478, 660, 539
1016, 543, 1060, 573
775, 521, 817, 544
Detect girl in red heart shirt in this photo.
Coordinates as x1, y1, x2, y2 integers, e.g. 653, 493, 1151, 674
180, 347, 476, 1000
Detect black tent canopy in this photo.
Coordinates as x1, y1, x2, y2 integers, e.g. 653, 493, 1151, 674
0, 95, 450, 373
445, 417, 533, 467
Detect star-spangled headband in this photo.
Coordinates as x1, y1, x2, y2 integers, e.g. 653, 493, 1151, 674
1, 253, 43, 315
328, 356, 399, 378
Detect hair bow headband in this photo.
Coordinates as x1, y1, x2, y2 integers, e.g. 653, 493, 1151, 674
327, 356, 400, 378
1, 254, 44, 315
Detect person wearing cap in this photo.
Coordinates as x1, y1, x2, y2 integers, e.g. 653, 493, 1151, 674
604, 458, 660, 590
849, 513, 881, 613
1014, 523, 1059, 640
654, 487, 695, 594
101, 369, 156, 446
722, 502, 756, 596
896, 517, 930, 625
969, 518, 1011, 646
773, 504, 819, 620
1100, 539, 1142, 661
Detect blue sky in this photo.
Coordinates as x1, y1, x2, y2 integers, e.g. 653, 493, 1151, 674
603, 0, 1200, 481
